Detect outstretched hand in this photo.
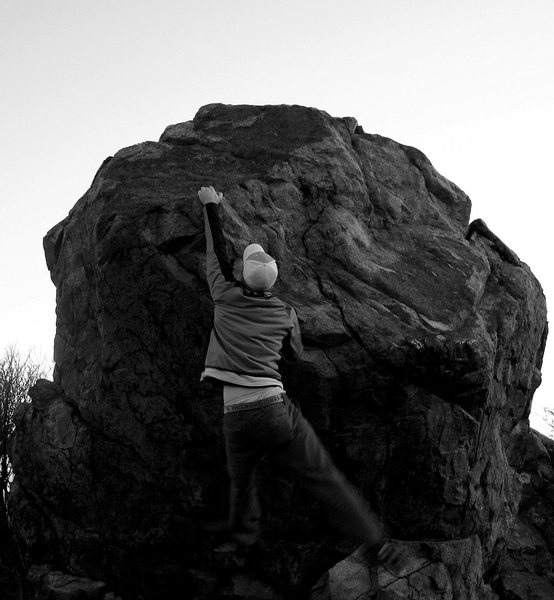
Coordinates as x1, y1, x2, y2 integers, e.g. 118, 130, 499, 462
198, 186, 223, 205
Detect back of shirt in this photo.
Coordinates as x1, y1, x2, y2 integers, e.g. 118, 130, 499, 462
204, 285, 299, 382
201, 202, 303, 385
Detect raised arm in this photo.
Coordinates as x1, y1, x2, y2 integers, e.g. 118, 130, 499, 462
198, 186, 235, 299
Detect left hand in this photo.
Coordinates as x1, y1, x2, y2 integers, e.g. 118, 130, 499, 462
198, 186, 223, 205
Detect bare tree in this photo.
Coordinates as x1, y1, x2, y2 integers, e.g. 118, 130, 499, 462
543, 406, 554, 440
0, 347, 46, 509
0, 346, 47, 599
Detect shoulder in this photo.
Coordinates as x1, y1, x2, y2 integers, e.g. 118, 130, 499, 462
275, 298, 298, 320
266, 293, 289, 308
215, 281, 243, 301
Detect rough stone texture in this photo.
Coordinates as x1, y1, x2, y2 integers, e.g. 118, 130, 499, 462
495, 426, 554, 599
310, 537, 495, 600
27, 563, 117, 600
8, 104, 549, 599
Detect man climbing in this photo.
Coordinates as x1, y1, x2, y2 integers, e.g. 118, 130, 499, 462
198, 185, 404, 572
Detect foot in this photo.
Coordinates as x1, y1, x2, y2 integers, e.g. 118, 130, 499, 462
363, 540, 407, 574
200, 517, 229, 533
213, 541, 246, 570
376, 541, 407, 574
214, 541, 240, 553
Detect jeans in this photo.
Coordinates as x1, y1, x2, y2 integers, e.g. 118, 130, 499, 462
223, 393, 384, 547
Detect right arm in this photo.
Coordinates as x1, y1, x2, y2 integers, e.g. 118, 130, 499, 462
199, 186, 235, 300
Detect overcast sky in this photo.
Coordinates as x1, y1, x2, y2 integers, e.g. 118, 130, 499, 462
1, 0, 552, 434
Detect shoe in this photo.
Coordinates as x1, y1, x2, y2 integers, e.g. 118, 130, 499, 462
213, 541, 246, 570
376, 541, 407, 574
214, 541, 240, 553
363, 540, 406, 574
200, 517, 229, 533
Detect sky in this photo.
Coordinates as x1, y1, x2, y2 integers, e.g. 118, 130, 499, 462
1, 0, 552, 434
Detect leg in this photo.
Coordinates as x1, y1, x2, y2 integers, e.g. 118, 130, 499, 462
270, 396, 385, 547
223, 413, 262, 547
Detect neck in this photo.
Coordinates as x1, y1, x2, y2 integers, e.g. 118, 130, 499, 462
242, 285, 272, 298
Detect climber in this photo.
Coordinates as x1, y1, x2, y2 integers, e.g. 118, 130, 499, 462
197, 185, 404, 572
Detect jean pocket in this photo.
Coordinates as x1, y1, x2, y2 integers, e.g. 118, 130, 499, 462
258, 401, 294, 446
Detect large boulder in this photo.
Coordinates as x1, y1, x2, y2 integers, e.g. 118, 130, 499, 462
9, 104, 549, 598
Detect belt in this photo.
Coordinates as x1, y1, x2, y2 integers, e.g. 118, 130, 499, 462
223, 393, 285, 414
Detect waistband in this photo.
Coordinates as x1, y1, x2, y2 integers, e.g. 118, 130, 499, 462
223, 393, 285, 414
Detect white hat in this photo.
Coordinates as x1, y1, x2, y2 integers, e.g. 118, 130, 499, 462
242, 243, 278, 291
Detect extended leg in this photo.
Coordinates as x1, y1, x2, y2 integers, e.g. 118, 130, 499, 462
271, 397, 384, 547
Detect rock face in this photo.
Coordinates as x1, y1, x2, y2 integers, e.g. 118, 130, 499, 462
9, 104, 550, 599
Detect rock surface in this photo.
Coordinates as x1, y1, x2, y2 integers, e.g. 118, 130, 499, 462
310, 537, 495, 600
27, 564, 117, 600
9, 103, 550, 599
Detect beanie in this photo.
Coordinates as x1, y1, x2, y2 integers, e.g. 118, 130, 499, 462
242, 243, 278, 291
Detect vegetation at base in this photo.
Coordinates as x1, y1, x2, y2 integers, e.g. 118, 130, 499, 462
1, 346, 47, 600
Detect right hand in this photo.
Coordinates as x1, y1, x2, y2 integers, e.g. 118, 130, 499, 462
198, 186, 223, 205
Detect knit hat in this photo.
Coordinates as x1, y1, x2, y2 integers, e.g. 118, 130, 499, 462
242, 243, 278, 291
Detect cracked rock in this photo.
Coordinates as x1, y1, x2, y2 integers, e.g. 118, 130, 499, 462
8, 104, 549, 599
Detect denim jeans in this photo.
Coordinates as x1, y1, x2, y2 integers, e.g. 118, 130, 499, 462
223, 393, 384, 547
